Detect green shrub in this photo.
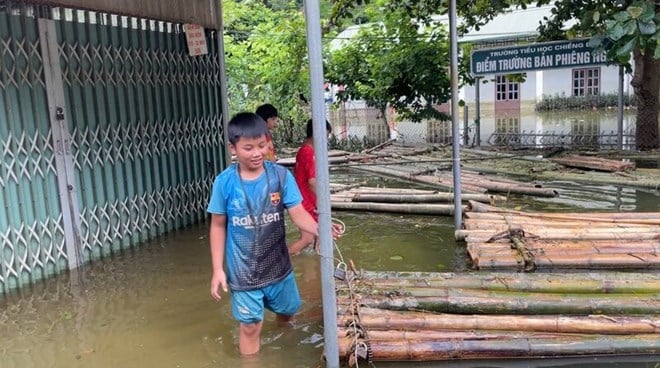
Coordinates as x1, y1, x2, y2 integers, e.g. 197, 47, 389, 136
536, 92, 636, 111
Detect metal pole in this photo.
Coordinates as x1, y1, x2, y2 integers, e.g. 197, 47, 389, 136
475, 77, 481, 147
617, 65, 624, 150
214, 0, 232, 168
463, 105, 469, 146
302, 1, 339, 367
449, 0, 462, 229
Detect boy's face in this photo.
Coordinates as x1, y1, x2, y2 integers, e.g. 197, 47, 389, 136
230, 135, 268, 172
265, 116, 279, 130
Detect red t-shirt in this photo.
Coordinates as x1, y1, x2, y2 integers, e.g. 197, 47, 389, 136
294, 143, 317, 220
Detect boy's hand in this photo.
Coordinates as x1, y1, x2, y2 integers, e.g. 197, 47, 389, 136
332, 222, 345, 240
211, 269, 228, 301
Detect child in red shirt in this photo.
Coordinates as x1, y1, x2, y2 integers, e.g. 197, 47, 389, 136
289, 119, 333, 254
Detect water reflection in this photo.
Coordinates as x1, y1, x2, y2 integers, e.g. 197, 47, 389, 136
331, 108, 637, 149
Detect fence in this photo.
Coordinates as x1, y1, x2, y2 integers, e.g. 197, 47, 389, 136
0, 1, 224, 294
326, 104, 638, 151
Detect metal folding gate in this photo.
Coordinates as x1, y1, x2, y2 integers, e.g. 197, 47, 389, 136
0, 3, 225, 294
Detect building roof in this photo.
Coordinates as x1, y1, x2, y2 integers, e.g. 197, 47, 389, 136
330, 4, 567, 49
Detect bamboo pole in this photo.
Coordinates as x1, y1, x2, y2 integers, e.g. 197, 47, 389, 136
463, 163, 660, 190
349, 165, 487, 193
336, 290, 660, 314
338, 334, 660, 361
337, 328, 596, 341
456, 228, 660, 242
354, 270, 660, 282
331, 202, 464, 215
471, 244, 660, 255
340, 274, 660, 294
337, 307, 660, 334
467, 239, 660, 248
464, 216, 660, 230
464, 206, 660, 225
435, 173, 559, 197
415, 175, 487, 193
353, 187, 437, 194
350, 193, 502, 204
472, 253, 660, 270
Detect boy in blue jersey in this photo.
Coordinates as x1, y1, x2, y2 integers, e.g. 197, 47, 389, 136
207, 112, 324, 356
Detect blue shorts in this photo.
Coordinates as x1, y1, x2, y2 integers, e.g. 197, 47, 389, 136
230, 271, 301, 324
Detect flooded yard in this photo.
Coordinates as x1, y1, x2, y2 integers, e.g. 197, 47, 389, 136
1, 169, 659, 368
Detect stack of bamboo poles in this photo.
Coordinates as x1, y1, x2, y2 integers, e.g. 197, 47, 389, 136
348, 158, 559, 197
456, 201, 660, 271
335, 271, 659, 364
550, 155, 636, 172
330, 186, 505, 215
434, 171, 559, 197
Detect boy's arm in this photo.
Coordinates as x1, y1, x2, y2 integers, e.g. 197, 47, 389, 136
307, 177, 317, 194
209, 214, 228, 301
288, 204, 319, 236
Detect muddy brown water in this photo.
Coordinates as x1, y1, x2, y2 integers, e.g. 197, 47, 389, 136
1, 172, 658, 368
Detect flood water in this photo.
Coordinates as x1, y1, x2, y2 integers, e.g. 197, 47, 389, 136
1, 171, 659, 368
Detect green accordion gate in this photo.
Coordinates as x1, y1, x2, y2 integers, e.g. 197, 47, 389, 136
0, 2, 225, 294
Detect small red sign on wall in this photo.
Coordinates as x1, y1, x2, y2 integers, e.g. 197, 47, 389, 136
184, 24, 208, 56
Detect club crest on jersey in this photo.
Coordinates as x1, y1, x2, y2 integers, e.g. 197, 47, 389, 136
270, 192, 281, 205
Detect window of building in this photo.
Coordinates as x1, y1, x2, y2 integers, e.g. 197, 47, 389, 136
427, 120, 452, 144
572, 68, 600, 96
495, 75, 519, 101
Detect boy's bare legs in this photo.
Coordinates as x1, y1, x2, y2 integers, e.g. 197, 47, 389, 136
275, 313, 295, 326
288, 229, 316, 255
239, 321, 263, 356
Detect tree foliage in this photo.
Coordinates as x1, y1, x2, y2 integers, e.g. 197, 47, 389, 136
223, 0, 312, 144
325, 7, 452, 126
330, 0, 660, 149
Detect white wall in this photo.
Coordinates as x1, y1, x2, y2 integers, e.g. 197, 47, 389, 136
462, 63, 632, 105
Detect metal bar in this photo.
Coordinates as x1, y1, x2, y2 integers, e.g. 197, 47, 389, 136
136, 18, 156, 241
173, 23, 188, 229
463, 104, 469, 146
213, 0, 231, 169
449, 0, 462, 229
154, 20, 169, 235
302, 1, 339, 367
38, 18, 84, 270
475, 77, 481, 146
617, 65, 624, 150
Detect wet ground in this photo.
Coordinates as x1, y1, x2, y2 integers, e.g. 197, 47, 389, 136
1, 170, 659, 368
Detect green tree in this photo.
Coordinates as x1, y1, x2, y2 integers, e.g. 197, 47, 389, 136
325, 9, 451, 137
331, 0, 660, 150
223, 0, 312, 145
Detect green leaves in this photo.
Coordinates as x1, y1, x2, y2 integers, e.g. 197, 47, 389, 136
326, 13, 452, 123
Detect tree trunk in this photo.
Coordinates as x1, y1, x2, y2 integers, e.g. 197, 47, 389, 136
632, 45, 660, 150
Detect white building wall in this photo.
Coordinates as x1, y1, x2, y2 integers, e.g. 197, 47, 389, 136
462, 64, 631, 105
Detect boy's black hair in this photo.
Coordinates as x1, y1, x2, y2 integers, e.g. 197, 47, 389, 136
227, 112, 269, 145
255, 103, 278, 121
305, 119, 333, 139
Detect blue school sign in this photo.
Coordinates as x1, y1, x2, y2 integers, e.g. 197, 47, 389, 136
470, 39, 610, 76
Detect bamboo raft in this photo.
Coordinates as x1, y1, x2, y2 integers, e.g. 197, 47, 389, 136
346, 159, 559, 197
456, 201, 660, 271
334, 270, 660, 364
329, 186, 506, 215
